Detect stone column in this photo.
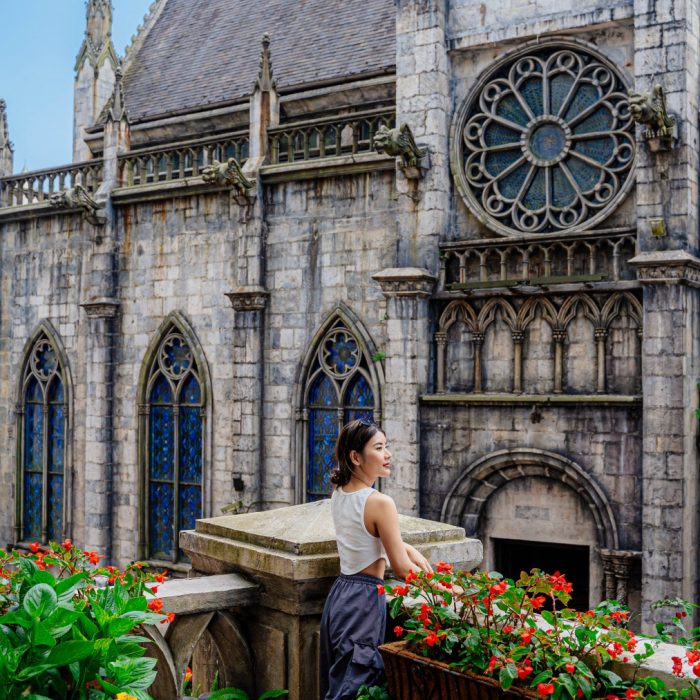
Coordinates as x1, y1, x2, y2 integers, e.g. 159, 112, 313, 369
372, 268, 436, 516
472, 333, 484, 393
594, 328, 608, 394
553, 329, 566, 394
80, 298, 119, 557
180, 501, 482, 700
512, 331, 525, 394
435, 331, 447, 393
0, 99, 13, 177
225, 288, 269, 509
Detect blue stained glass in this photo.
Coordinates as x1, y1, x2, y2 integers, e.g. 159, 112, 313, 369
48, 378, 64, 403
345, 374, 374, 409
574, 108, 613, 135
484, 150, 522, 178
23, 472, 42, 541
550, 74, 574, 116
36, 345, 57, 375
520, 77, 544, 117
178, 484, 201, 534
499, 162, 531, 199
181, 374, 201, 405
24, 399, 43, 474
179, 407, 202, 483
530, 124, 566, 160
325, 335, 359, 374
565, 156, 601, 191
483, 124, 521, 148
523, 168, 547, 210
552, 166, 577, 208
26, 377, 42, 403
495, 94, 529, 126
564, 84, 600, 123
150, 406, 174, 480
164, 336, 192, 374
572, 138, 614, 164
150, 374, 173, 404
309, 375, 338, 407
308, 408, 337, 499
345, 408, 374, 424
48, 474, 63, 541
149, 481, 174, 558
48, 404, 65, 474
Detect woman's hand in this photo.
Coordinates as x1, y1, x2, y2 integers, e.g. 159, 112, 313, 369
405, 543, 433, 574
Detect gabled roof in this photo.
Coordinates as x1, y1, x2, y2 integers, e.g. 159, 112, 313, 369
123, 0, 396, 121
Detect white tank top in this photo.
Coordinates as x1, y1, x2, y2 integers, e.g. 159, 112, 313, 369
331, 486, 389, 575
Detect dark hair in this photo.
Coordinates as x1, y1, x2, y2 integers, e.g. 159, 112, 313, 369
330, 419, 382, 488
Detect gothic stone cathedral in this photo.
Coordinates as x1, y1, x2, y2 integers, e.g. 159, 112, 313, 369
0, 0, 697, 631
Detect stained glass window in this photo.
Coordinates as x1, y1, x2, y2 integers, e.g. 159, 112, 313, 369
19, 335, 67, 543
146, 330, 203, 562
452, 42, 635, 236
305, 321, 379, 501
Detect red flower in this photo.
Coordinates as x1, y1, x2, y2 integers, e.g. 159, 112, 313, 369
29, 542, 41, 553
610, 610, 629, 622
394, 585, 409, 596
184, 667, 192, 683
565, 663, 576, 674
531, 595, 546, 610
155, 570, 168, 583
376, 584, 385, 595
405, 570, 418, 584
576, 689, 584, 698
161, 611, 176, 624
425, 631, 439, 647
503, 625, 513, 634
537, 683, 555, 696
672, 656, 684, 677
393, 626, 404, 637
436, 561, 453, 573
548, 571, 573, 594
84, 550, 101, 565
62, 538, 72, 550
521, 628, 535, 644
676, 611, 688, 619
687, 649, 700, 664
693, 663, 700, 679
148, 598, 164, 613
627, 637, 637, 652
625, 690, 640, 700
517, 664, 533, 680
607, 695, 622, 700
489, 581, 507, 597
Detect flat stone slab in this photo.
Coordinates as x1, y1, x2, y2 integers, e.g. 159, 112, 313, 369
154, 573, 259, 614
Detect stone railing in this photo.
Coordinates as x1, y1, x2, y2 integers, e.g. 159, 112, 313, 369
0, 160, 103, 208
439, 228, 638, 292
268, 107, 395, 165
118, 132, 249, 187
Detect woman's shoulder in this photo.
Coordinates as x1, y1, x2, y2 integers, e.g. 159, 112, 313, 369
366, 490, 397, 510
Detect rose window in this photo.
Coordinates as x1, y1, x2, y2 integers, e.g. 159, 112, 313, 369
452, 42, 635, 236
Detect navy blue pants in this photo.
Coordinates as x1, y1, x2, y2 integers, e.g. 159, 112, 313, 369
319, 573, 387, 700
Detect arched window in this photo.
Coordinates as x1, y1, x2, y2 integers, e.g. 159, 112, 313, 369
18, 332, 68, 543
142, 327, 205, 563
303, 318, 381, 501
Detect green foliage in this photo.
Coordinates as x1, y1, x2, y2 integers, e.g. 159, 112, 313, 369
371, 351, 386, 362
356, 680, 390, 700
387, 565, 698, 700
0, 541, 171, 700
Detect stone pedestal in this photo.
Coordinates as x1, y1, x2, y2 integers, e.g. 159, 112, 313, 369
180, 499, 482, 700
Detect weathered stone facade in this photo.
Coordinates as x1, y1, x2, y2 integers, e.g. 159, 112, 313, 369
1, 0, 698, 631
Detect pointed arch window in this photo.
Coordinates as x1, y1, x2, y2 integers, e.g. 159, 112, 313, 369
304, 320, 380, 501
144, 330, 204, 562
18, 334, 67, 543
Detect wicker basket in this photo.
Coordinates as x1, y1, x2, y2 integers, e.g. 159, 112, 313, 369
379, 641, 536, 700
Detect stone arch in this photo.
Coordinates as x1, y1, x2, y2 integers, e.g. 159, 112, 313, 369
15, 320, 75, 543
437, 300, 478, 333
137, 311, 213, 561
516, 297, 558, 332
440, 448, 619, 550
436, 301, 478, 393
292, 303, 383, 503
601, 292, 643, 330
601, 292, 643, 394
557, 293, 601, 329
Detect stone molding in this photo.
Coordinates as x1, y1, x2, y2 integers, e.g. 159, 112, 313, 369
225, 286, 269, 311
629, 250, 700, 287
80, 298, 120, 318
372, 267, 437, 298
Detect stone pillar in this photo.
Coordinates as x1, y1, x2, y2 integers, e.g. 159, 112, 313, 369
225, 288, 269, 508
372, 268, 435, 516
395, 0, 450, 270
0, 99, 13, 177
512, 331, 525, 394
553, 329, 566, 394
473, 333, 484, 393
435, 331, 447, 393
80, 298, 119, 558
73, 0, 118, 162
600, 549, 642, 608
180, 501, 483, 700
594, 328, 608, 394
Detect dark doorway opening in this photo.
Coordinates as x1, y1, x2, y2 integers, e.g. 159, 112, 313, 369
494, 538, 590, 611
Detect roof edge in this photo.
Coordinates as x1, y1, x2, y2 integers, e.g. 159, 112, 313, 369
122, 0, 169, 74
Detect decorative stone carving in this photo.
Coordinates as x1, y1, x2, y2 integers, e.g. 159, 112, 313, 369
451, 40, 635, 236
372, 268, 436, 298
628, 84, 677, 151
225, 286, 269, 311
80, 298, 120, 318
629, 251, 700, 287
202, 157, 254, 205
600, 549, 641, 606
49, 184, 105, 225
374, 123, 429, 177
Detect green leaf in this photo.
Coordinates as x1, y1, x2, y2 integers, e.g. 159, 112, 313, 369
597, 669, 622, 686
32, 569, 57, 586
124, 596, 148, 613
499, 663, 517, 691
204, 690, 249, 700
30, 621, 56, 648
257, 692, 289, 700
559, 672, 578, 699
107, 656, 158, 690
15, 663, 57, 681
113, 577, 129, 614
541, 610, 556, 626
55, 573, 87, 599
46, 639, 96, 666
23, 584, 58, 620
108, 617, 140, 638
0, 610, 33, 629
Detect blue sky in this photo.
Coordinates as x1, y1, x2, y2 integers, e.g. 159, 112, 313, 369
1, 1, 152, 172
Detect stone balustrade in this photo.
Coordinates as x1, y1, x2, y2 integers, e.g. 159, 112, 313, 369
117, 132, 249, 187
439, 228, 638, 292
0, 160, 103, 208
268, 107, 395, 165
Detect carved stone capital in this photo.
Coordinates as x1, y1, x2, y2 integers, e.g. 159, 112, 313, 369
600, 549, 641, 578
435, 332, 448, 346
629, 250, 700, 287
472, 332, 485, 346
512, 330, 525, 343
372, 268, 436, 298
552, 329, 567, 343
225, 286, 269, 311
594, 328, 608, 341
81, 297, 120, 318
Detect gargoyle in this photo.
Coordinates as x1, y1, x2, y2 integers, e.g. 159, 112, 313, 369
374, 123, 428, 169
49, 184, 105, 225
201, 157, 253, 196
628, 84, 676, 139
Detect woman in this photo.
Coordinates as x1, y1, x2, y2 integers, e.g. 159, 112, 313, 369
319, 419, 433, 700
